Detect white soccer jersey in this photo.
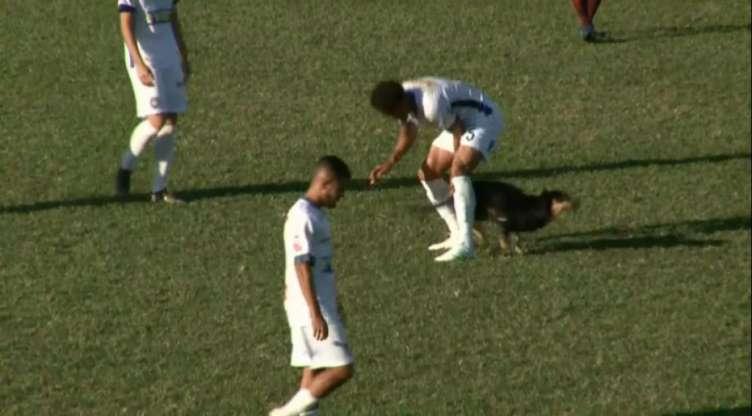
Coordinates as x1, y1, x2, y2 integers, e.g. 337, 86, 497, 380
118, 0, 182, 68
283, 198, 340, 327
401, 77, 500, 131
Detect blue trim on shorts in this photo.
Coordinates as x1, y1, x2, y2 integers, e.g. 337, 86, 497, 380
118, 4, 136, 13
294, 254, 312, 264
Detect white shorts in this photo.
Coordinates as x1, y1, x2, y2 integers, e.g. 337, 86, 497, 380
127, 57, 187, 118
431, 113, 504, 160
288, 320, 353, 369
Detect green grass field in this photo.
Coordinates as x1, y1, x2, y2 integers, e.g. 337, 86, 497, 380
1, 1, 750, 415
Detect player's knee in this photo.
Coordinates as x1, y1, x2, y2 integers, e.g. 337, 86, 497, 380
450, 161, 469, 177
156, 123, 176, 138
339, 364, 354, 382
419, 162, 441, 181
146, 115, 166, 131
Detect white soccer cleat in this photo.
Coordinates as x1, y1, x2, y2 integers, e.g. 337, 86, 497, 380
434, 243, 475, 262
269, 408, 286, 416
428, 235, 456, 251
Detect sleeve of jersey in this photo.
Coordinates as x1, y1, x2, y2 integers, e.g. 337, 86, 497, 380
288, 216, 313, 265
118, 0, 136, 13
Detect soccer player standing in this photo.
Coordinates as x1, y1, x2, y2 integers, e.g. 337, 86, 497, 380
369, 78, 505, 262
271, 156, 354, 416
115, 0, 189, 203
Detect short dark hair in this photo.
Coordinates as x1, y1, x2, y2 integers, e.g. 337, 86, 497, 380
370, 80, 405, 113
316, 155, 352, 181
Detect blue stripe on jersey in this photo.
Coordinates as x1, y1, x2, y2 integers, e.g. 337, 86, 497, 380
451, 100, 493, 116
118, 4, 136, 13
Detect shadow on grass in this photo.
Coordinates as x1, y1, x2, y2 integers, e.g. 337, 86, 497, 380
594, 23, 751, 44
540, 216, 752, 241
665, 405, 751, 416
0, 152, 748, 215
530, 215, 750, 254
478, 152, 750, 181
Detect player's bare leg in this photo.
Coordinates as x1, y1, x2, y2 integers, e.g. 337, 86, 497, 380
418, 146, 457, 251
435, 146, 483, 262
271, 365, 353, 416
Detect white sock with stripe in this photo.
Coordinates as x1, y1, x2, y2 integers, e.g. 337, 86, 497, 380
152, 124, 176, 193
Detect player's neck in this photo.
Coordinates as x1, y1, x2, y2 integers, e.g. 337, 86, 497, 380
303, 191, 325, 209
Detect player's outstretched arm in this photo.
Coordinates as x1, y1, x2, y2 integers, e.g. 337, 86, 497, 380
120, 11, 153, 86
368, 122, 418, 186
295, 262, 328, 340
170, 4, 190, 82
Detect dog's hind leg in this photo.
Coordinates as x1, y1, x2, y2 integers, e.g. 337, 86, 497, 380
509, 233, 525, 255
473, 223, 486, 247
498, 229, 512, 256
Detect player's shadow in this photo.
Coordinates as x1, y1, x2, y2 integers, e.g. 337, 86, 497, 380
664, 406, 751, 416
593, 23, 750, 44
475, 151, 750, 181
0, 152, 748, 215
529, 215, 750, 254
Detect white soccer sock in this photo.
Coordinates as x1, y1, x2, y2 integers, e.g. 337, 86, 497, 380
120, 120, 159, 171
279, 388, 317, 416
420, 178, 459, 237
152, 125, 176, 193
450, 175, 476, 248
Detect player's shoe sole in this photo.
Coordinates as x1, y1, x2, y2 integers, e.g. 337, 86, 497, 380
115, 168, 131, 196
151, 189, 186, 204
434, 244, 475, 262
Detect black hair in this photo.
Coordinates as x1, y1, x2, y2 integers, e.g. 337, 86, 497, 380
316, 155, 352, 181
370, 80, 406, 113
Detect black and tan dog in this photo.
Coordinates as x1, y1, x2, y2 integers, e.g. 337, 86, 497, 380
472, 180, 575, 255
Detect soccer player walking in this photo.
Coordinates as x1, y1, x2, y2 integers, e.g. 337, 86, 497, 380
271, 156, 354, 416
115, 0, 189, 203
369, 78, 505, 262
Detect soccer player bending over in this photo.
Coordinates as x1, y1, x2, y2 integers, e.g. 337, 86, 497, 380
369, 78, 505, 262
271, 156, 354, 416
116, 0, 189, 203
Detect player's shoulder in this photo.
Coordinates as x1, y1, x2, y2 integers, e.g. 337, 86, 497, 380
287, 198, 322, 223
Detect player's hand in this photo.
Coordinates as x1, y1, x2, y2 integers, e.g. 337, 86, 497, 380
136, 63, 154, 86
368, 161, 393, 187
311, 314, 329, 341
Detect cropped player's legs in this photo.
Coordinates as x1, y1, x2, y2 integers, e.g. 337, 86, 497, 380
272, 365, 352, 416
418, 141, 457, 251
571, 0, 603, 41
570, 0, 589, 27
586, 0, 603, 28
435, 145, 484, 262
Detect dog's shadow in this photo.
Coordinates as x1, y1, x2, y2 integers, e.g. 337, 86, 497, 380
524, 215, 749, 255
